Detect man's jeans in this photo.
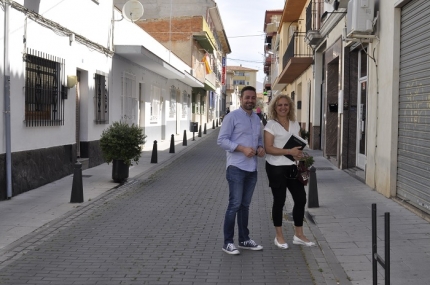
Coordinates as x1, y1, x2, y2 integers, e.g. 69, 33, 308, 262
224, 166, 258, 245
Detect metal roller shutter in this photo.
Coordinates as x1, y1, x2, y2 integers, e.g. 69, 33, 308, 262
397, 0, 430, 214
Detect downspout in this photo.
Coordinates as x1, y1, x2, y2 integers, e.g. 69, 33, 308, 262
3, 0, 12, 199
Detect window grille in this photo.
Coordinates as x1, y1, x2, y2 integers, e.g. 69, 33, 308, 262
150, 85, 161, 122
24, 49, 66, 127
94, 73, 109, 124
121, 71, 137, 125
169, 86, 176, 118
182, 91, 188, 119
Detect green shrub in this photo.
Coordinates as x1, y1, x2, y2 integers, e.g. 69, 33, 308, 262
100, 121, 146, 166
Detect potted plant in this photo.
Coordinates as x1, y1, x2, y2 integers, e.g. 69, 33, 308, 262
100, 121, 146, 182
300, 128, 310, 141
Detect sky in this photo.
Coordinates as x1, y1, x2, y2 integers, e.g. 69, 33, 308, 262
216, 0, 285, 86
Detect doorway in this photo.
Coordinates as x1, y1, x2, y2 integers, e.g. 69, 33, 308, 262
356, 49, 368, 170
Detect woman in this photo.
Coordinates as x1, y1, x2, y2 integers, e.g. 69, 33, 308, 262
264, 94, 315, 249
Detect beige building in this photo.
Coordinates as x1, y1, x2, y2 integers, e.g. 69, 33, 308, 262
115, 0, 231, 129
267, 0, 430, 217
225, 66, 258, 111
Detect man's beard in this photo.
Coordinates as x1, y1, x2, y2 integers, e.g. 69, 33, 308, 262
242, 102, 255, 110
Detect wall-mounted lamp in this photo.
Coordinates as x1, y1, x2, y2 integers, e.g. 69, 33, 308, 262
69, 33, 75, 46
333, 0, 340, 11
67, 75, 77, 88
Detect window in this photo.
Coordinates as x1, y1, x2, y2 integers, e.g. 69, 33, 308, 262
24, 50, 66, 127
121, 71, 137, 125
236, 72, 245, 76
233, 80, 246, 85
150, 85, 161, 122
169, 86, 176, 118
182, 91, 188, 119
94, 73, 109, 124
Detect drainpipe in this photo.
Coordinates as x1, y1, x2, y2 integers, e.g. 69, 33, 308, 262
3, 0, 12, 199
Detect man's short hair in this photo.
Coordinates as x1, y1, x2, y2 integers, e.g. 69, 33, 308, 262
240, 86, 256, 97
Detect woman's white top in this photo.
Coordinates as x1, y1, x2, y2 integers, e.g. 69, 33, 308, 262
264, 119, 301, 166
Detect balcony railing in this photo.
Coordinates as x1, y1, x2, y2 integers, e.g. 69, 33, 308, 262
305, 1, 324, 46
192, 62, 206, 83
277, 32, 313, 84
283, 32, 313, 68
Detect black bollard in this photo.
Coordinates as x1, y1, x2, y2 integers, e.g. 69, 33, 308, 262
150, 140, 158, 163
216, 119, 219, 128
183, 130, 187, 146
204, 123, 207, 134
169, 134, 175, 153
198, 125, 202, 137
192, 130, 195, 141
70, 162, 84, 203
308, 166, 319, 208
212, 120, 215, 129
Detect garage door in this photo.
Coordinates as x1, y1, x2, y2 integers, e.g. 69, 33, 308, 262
397, 0, 430, 214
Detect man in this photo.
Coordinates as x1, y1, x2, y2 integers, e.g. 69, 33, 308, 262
217, 86, 266, 255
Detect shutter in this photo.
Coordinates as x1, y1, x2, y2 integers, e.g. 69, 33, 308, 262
397, 0, 430, 214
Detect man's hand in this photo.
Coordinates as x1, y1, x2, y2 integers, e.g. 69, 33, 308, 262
256, 146, 265, 157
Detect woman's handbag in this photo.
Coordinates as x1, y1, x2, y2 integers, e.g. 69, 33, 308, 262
296, 160, 310, 186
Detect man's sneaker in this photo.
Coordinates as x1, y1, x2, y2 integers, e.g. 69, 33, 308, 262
222, 243, 240, 255
238, 239, 263, 250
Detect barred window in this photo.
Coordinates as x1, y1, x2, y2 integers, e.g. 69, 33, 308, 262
169, 86, 176, 118
24, 50, 66, 127
94, 73, 109, 124
150, 85, 161, 122
182, 90, 188, 119
121, 71, 138, 125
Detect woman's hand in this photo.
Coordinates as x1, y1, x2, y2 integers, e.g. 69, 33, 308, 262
288, 146, 303, 160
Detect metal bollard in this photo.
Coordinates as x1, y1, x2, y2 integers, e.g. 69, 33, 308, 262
169, 134, 175, 153
183, 130, 187, 146
212, 120, 215, 129
204, 123, 207, 134
150, 140, 158, 163
70, 162, 84, 203
307, 166, 319, 208
198, 125, 202, 137
216, 119, 219, 127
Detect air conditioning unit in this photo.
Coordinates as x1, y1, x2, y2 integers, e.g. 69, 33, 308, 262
346, 0, 374, 37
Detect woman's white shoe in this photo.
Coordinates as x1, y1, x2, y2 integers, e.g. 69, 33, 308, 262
292, 235, 315, 247
274, 237, 289, 249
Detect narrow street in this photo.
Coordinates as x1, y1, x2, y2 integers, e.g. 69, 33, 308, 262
0, 131, 317, 285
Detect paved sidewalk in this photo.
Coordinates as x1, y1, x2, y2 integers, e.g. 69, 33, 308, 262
0, 127, 429, 285
304, 149, 430, 285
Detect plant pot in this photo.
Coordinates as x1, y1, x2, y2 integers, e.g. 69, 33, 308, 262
112, 159, 129, 183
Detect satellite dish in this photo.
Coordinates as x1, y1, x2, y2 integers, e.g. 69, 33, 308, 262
122, 0, 144, 22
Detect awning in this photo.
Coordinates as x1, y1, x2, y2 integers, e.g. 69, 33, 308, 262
114, 45, 203, 88
182, 71, 204, 88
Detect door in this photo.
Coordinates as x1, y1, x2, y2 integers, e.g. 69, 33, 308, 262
356, 78, 367, 170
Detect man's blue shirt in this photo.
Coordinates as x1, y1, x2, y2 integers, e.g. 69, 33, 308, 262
217, 107, 263, 172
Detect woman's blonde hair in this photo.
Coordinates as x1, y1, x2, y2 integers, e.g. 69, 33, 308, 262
267, 94, 296, 121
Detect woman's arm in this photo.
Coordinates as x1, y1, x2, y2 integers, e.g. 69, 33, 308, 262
264, 130, 302, 158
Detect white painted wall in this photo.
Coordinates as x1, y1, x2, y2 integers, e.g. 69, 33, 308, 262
0, 0, 113, 153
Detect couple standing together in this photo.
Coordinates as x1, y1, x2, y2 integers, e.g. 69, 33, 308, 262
217, 86, 315, 255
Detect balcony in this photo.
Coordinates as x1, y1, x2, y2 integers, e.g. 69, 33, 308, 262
193, 18, 216, 53
276, 32, 313, 84
204, 71, 216, 91
281, 0, 308, 23
192, 62, 206, 83
305, 1, 324, 47
264, 75, 272, 88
